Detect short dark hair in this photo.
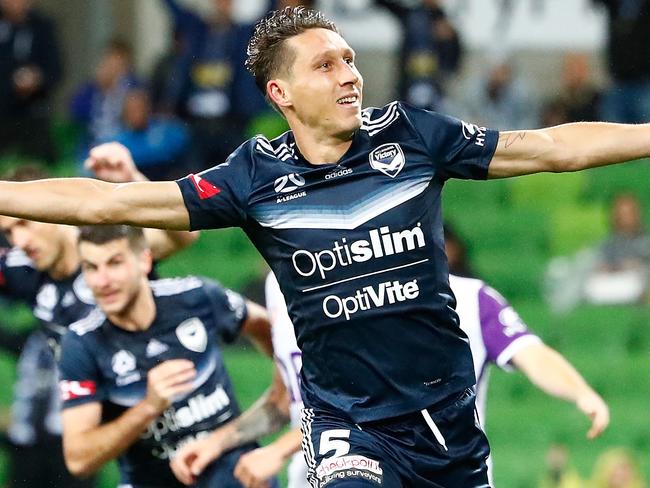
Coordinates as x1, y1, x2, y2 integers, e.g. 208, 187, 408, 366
78, 225, 147, 253
245, 7, 338, 101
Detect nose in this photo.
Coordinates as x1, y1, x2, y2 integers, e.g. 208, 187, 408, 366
94, 267, 112, 289
339, 61, 360, 87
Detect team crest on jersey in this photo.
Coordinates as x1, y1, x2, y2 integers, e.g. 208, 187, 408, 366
112, 350, 137, 376
369, 143, 405, 178
176, 318, 208, 353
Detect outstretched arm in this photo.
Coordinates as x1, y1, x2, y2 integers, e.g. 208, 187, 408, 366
489, 122, 650, 178
511, 342, 610, 439
170, 366, 291, 485
0, 176, 189, 230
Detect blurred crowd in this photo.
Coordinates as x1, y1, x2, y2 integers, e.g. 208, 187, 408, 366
2, 0, 650, 176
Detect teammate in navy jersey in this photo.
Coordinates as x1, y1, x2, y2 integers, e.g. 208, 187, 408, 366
0, 160, 196, 488
1, 6, 650, 486
58, 225, 275, 488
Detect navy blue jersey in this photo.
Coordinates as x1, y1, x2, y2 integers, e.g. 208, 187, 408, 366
58, 277, 248, 487
177, 102, 498, 423
0, 247, 95, 352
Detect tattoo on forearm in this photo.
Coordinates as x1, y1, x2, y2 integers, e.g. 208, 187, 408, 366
234, 403, 288, 444
228, 390, 289, 449
502, 132, 527, 148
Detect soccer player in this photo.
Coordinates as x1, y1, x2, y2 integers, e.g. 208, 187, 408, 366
0, 161, 196, 488
0, 6, 649, 485
170, 270, 610, 488
58, 225, 276, 488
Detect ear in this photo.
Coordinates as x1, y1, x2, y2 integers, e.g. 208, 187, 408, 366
267, 79, 292, 109
140, 248, 153, 277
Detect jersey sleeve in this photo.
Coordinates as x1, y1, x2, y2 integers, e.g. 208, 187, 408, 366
478, 285, 542, 370
202, 278, 248, 344
0, 248, 42, 302
175, 140, 254, 231
58, 330, 105, 408
400, 103, 498, 180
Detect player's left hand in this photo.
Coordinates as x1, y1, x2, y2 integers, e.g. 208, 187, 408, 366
234, 445, 284, 488
85, 142, 147, 183
576, 390, 610, 439
170, 434, 226, 485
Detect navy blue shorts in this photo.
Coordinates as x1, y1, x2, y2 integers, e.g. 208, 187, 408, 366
301, 387, 490, 487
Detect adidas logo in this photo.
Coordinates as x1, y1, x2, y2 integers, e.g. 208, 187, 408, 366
146, 339, 169, 358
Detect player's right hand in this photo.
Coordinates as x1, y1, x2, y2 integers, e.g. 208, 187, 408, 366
144, 359, 196, 413
576, 389, 610, 440
170, 433, 226, 485
85, 142, 146, 183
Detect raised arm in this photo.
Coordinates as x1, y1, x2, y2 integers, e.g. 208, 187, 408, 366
511, 342, 610, 440
489, 122, 650, 178
0, 177, 189, 230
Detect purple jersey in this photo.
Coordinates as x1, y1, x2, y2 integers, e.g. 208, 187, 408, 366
449, 274, 541, 423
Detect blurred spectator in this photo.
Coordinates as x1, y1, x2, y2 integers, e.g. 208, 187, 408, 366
159, 0, 267, 169
590, 448, 647, 488
539, 52, 602, 128
376, 0, 462, 112
149, 27, 187, 116
583, 193, 650, 305
594, 0, 650, 123
558, 52, 601, 122
108, 88, 190, 181
0, 0, 62, 164
69, 38, 139, 164
539, 444, 584, 488
545, 193, 650, 311
454, 52, 540, 130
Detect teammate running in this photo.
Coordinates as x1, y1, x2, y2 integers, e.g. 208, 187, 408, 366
0, 160, 196, 488
58, 225, 276, 487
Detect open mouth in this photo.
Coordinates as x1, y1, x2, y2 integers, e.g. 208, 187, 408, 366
337, 94, 359, 105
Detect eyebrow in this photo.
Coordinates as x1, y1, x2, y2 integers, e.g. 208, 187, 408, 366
309, 46, 356, 64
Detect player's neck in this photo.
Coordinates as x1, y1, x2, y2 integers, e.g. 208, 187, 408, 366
108, 280, 156, 332
292, 125, 354, 165
48, 230, 81, 280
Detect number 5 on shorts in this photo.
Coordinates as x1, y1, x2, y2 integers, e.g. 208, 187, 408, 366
319, 429, 351, 459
